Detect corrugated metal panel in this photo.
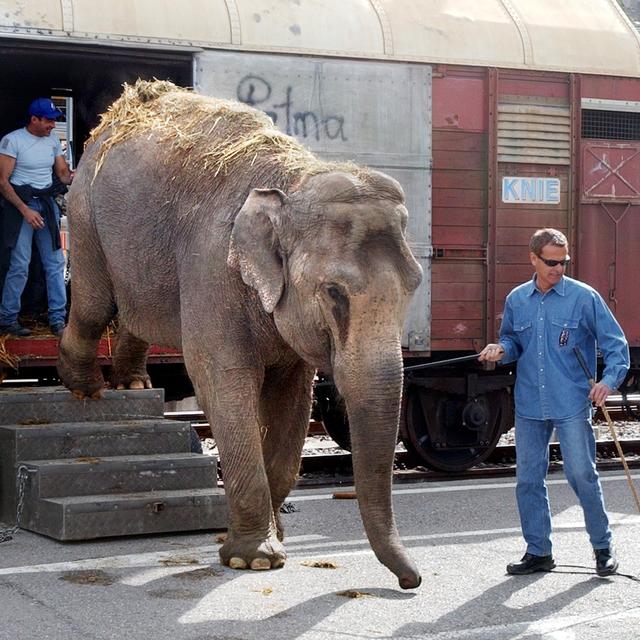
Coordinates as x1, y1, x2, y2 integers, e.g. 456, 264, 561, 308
1, 1, 640, 77
498, 102, 571, 165
195, 51, 432, 351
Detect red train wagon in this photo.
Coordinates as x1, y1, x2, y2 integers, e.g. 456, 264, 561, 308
402, 67, 640, 471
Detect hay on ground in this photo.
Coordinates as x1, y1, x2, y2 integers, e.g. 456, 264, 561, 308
0, 335, 20, 370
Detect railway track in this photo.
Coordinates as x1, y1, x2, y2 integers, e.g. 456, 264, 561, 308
296, 440, 640, 485
166, 409, 640, 485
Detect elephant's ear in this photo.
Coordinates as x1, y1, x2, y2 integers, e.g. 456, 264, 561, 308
228, 188, 287, 314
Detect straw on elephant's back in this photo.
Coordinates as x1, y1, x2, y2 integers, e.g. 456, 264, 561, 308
88, 79, 365, 182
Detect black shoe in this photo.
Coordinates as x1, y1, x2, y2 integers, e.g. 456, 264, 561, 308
0, 322, 31, 337
50, 323, 65, 337
507, 553, 555, 575
594, 547, 618, 576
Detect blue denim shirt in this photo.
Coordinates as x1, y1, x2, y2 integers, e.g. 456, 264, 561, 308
499, 276, 629, 420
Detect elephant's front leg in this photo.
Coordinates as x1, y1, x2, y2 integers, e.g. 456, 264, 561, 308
195, 365, 284, 571
260, 360, 315, 540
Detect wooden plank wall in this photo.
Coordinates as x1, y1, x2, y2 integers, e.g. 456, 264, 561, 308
495, 164, 570, 304
495, 72, 572, 325
431, 68, 487, 351
430, 68, 573, 352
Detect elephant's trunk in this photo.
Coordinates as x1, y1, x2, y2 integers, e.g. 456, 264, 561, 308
333, 339, 422, 590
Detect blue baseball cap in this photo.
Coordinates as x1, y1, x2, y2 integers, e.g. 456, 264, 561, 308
28, 98, 63, 120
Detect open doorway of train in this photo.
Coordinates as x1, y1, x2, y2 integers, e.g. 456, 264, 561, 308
0, 38, 194, 397
0, 39, 192, 163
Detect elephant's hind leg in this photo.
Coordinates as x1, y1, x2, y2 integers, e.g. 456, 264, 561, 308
58, 272, 115, 399
110, 328, 152, 390
260, 360, 316, 540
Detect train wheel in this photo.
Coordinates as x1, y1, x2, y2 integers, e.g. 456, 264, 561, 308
402, 385, 512, 472
314, 382, 352, 451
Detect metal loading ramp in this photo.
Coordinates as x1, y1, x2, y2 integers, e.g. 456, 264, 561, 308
0, 387, 227, 541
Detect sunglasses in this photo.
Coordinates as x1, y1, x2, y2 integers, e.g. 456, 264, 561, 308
538, 255, 571, 267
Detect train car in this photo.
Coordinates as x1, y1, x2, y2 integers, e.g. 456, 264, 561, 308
2, 0, 640, 471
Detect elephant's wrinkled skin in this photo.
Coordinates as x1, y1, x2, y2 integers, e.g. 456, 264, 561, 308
58, 83, 423, 588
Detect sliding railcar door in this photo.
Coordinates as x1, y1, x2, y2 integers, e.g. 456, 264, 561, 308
578, 98, 640, 348
194, 51, 432, 353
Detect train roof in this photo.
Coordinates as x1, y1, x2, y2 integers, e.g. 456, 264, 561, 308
3, 0, 640, 77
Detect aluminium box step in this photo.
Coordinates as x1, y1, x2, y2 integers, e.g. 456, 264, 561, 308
22, 487, 228, 540
23, 453, 218, 499
0, 386, 165, 426
0, 419, 193, 462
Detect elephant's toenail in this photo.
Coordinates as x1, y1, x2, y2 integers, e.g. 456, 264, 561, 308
229, 557, 247, 569
250, 558, 271, 570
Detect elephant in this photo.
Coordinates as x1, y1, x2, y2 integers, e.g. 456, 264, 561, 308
57, 80, 423, 589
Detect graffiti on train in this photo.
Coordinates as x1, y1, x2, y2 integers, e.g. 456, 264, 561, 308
236, 75, 348, 142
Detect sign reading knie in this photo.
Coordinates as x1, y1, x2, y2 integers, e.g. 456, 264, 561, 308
502, 177, 561, 204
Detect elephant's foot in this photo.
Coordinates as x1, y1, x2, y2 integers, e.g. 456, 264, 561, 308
111, 371, 153, 391
57, 341, 105, 399
219, 533, 286, 571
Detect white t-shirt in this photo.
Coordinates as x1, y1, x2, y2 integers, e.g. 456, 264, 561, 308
0, 127, 63, 189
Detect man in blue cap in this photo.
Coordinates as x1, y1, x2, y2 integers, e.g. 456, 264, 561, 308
0, 98, 73, 337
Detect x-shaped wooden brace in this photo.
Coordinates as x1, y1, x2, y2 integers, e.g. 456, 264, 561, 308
585, 146, 640, 198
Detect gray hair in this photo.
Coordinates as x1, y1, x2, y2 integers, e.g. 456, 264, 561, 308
529, 228, 568, 255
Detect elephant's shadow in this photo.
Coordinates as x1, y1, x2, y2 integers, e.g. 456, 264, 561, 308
141, 564, 416, 639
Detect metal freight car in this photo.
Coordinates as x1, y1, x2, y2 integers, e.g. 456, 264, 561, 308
2, 0, 640, 471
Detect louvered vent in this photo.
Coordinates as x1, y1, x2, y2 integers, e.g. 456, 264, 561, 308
498, 101, 571, 165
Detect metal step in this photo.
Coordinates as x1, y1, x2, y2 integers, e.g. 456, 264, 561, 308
0, 386, 228, 541
0, 419, 192, 461
22, 487, 228, 540
0, 386, 165, 426
23, 453, 218, 499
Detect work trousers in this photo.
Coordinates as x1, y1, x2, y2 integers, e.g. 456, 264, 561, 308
515, 407, 612, 556
0, 197, 66, 326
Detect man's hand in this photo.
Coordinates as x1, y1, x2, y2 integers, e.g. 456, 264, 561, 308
478, 343, 505, 362
22, 206, 45, 229
54, 155, 73, 185
589, 382, 612, 407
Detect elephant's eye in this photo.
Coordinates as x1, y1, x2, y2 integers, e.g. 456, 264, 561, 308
325, 284, 346, 303
320, 283, 350, 345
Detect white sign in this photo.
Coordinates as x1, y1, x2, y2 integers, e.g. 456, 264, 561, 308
502, 177, 561, 204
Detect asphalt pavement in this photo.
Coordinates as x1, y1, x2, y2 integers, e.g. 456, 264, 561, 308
1, 470, 639, 640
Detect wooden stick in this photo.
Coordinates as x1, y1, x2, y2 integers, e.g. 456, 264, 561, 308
573, 347, 640, 514
600, 403, 640, 513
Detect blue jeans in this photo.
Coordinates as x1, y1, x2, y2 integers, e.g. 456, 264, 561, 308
0, 197, 67, 326
515, 407, 612, 556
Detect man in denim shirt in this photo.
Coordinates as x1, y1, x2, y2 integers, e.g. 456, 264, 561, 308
479, 228, 629, 577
